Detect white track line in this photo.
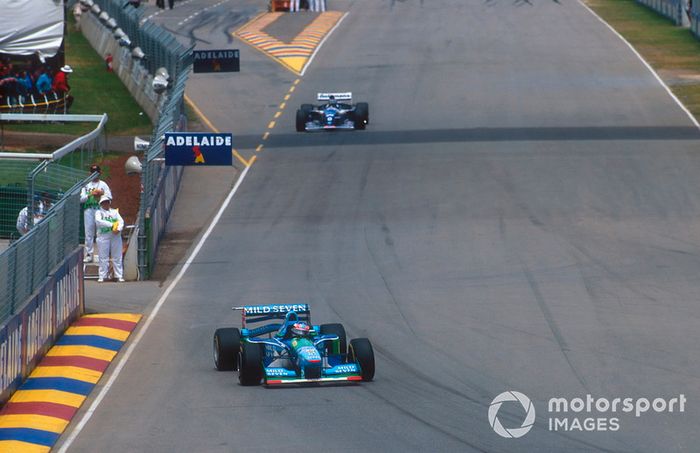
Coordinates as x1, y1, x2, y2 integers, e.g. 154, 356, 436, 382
300, 11, 349, 76
57, 163, 253, 452
578, 0, 700, 129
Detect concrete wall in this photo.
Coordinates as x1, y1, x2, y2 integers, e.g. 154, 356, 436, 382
78, 12, 166, 122
636, 0, 690, 27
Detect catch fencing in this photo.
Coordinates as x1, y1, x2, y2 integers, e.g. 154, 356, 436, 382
0, 114, 106, 325
76, 0, 195, 279
78, 0, 191, 120
138, 54, 192, 279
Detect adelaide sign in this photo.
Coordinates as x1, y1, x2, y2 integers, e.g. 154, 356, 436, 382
164, 132, 233, 166
193, 49, 240, 73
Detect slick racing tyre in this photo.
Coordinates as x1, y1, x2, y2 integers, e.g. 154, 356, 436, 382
238, 342, 264, 386
296, 109, 307, 132
349, 338, 375, 381
354, 102, 369, 129
320, 323, 347, 356
298, 104, 314, 132
213, 328, 240, 371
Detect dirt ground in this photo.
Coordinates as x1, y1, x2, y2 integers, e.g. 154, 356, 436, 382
98, 154, 142, 226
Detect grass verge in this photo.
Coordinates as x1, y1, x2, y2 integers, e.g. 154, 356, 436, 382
585, 0, 700, 119
5, 16, 152, 136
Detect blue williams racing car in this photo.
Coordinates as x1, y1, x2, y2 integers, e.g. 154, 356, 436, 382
213, 304, 375, 386
296, 92, 369, 132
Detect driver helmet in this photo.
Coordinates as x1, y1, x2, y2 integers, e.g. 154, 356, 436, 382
328, 95, 337, 107
290, 322, 310, 336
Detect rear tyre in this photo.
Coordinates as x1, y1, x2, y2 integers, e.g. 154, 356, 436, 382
213, 328, 240, 371
319, 323, 347, 356
348, 338, 375, 381
354, 102, 369, 129
238, 342, 264, 386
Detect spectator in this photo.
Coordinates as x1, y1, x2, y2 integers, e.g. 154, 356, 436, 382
17, 70, 32, 96
105, 53, 113, 72
16, 197, 47, 236
53, 65, 74, 110
94, 196, 124, 282
80, 165, 112, 263
35, 68, 52, 94
52, 65, 72, 95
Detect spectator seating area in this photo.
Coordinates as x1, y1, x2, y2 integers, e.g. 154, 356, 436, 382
0, 57, 71, 114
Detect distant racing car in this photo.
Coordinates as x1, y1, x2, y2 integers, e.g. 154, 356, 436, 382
296, 92, 369, 132
213, 304, 375, 386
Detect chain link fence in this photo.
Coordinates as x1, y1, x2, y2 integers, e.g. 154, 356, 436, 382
0, 172, 88, 323
138, 49, 193, 279
0, 115, 106, 324
90, 0, 190, 78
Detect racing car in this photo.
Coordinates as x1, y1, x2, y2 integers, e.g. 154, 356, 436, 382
213, 304, 375, 386
295, 92, 369, 132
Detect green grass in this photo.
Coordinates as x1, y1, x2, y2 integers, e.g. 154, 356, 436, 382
586, 0, 700, 117
6, 17, 152, 136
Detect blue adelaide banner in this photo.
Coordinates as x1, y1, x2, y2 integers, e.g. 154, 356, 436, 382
164, 133, 233, 166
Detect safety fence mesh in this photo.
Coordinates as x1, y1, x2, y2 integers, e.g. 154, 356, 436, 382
138, 50, 192, 279
90, 0, 190, 78
0, 189, 83, 323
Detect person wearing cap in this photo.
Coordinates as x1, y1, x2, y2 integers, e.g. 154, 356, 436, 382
53, 65, 74, 111
16, 196, 47, 236
80, 165, 112, 262
94, 195, 124, 282
52, 65, 72, 95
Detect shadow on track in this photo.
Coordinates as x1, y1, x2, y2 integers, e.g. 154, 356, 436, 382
236, 126, 700, 149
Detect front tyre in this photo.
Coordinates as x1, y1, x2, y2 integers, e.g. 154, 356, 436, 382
354, 102, 369, 129
296, 109, 307, 132
238, 342, 264, 386
319, 323, 347, 356
213, 328, 240, 371
348, 338, 375, 381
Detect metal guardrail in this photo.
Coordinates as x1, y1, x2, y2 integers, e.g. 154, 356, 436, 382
0, 113, 107, 160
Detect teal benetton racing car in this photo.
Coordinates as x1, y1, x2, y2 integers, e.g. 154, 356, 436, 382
213, 304, 375, 386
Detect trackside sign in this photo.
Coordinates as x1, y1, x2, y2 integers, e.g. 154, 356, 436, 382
193, 49, 240, 73
164, 133, 233, 166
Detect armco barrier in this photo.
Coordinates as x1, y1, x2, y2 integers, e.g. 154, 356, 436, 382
637, 0, 690, 26
0, 247, 84, 404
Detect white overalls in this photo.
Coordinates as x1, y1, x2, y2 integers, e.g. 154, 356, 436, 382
95, 206, 124, 281
80, 180, 111, 260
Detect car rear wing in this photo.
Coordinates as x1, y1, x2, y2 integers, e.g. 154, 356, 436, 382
317, 92, 352, 101
233, 304, 311, 327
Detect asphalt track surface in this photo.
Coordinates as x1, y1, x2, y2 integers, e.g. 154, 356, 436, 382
61, 0, 700, 451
